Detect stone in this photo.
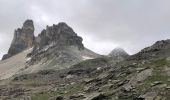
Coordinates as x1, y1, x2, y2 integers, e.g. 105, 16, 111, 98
56, 96, 64, 100
166, 86, 170, 89
129, 69, 153, 86
139, 92, 158, 100
122, 84, 133, 92
69, 93, 85, 99
2, 19, 35, 60
91, 93, 106, 100
83, 93, 106, 100
151, 81, 162, 87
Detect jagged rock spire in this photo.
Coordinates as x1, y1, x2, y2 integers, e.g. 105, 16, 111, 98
31, 22, 84, 55
2, 19, 35, 60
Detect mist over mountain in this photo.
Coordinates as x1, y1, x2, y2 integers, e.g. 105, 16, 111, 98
0, 19, 170, 99
0, 1, 170, 99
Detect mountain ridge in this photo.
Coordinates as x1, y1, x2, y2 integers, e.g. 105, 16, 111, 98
1, 19, 170, 99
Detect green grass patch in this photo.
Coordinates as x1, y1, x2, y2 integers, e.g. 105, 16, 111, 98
150, 58, 168, 67
32, 92, 50, 100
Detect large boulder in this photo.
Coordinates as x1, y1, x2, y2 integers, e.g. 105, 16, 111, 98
2, 20, 35, 60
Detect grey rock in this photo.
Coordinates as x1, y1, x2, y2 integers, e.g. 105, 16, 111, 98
108, 47, 129, 61
139, 92, 158, 100
130, 39, 170, 60
128, 68, 153, 86
26, 22, 100, 68
2, 19, 35, 60
166, 86, 170, 90
33, 22, 84, 54
83, 93, 106, 100
151, 81, 162, 87
69, 93, 85, 99
91, 93, 106, 100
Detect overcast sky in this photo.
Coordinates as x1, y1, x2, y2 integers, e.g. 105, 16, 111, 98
0, 0, 170, 58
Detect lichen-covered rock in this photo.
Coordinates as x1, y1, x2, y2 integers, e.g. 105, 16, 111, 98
2, 19, 35, 60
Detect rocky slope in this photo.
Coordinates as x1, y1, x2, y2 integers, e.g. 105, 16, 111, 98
129, 39, 170, 60
23, 22, 100, 73
0, 20, 100, 79
1, 20, 170, 100
1, 38, 169, 100
2, 20, 35, 60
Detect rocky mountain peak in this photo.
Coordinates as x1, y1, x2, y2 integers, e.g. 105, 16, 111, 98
32, 22, 84, 54
2, 19, 35, 60
109, 47, 129, 57
108, 47, 129, 60
27, 22, 98, 66
22, 19, 34, 32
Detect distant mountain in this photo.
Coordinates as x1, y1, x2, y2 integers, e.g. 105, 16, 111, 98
0, 20, 100, 79
108, 47, 129, 61
1, 19, 170, 99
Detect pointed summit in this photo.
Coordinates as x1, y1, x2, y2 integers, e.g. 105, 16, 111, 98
2, 19, 35, 60
108, 47, 129, 61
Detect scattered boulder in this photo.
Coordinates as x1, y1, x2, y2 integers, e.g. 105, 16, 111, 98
56, 96, 64, 100
91, 93, 106, 100
139, 92, 159, 100
151, 81, 162, 87
69, 93, 85, 99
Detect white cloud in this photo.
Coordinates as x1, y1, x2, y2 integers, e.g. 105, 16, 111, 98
1, 0, 170, 58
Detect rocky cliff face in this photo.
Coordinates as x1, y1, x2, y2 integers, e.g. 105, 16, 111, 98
33, 22, 84, 52
1, 20, 170, 99
26, 22, 99, 70
2, 20, 35, 60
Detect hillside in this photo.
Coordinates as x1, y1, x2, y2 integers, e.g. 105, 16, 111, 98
0, 20, 170, 100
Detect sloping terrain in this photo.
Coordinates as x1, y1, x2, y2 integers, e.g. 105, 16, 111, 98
0, 20, 100, 79
1, 20, 170, 100
0, 48, 32, 80
1, 39, 170, 100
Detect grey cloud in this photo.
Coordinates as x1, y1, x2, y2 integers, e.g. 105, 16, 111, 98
0, 0, 170, 58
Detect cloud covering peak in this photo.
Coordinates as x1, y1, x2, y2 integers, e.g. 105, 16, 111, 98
0, 0, 170, 58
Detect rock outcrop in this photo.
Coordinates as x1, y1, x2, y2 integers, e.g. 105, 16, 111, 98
2, 20, 35, 60
109, 47, 129, 61
26, 22, 99, 70
33, 22, 84, 54
129, 39, 170, 60
140, 39, 170, 53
